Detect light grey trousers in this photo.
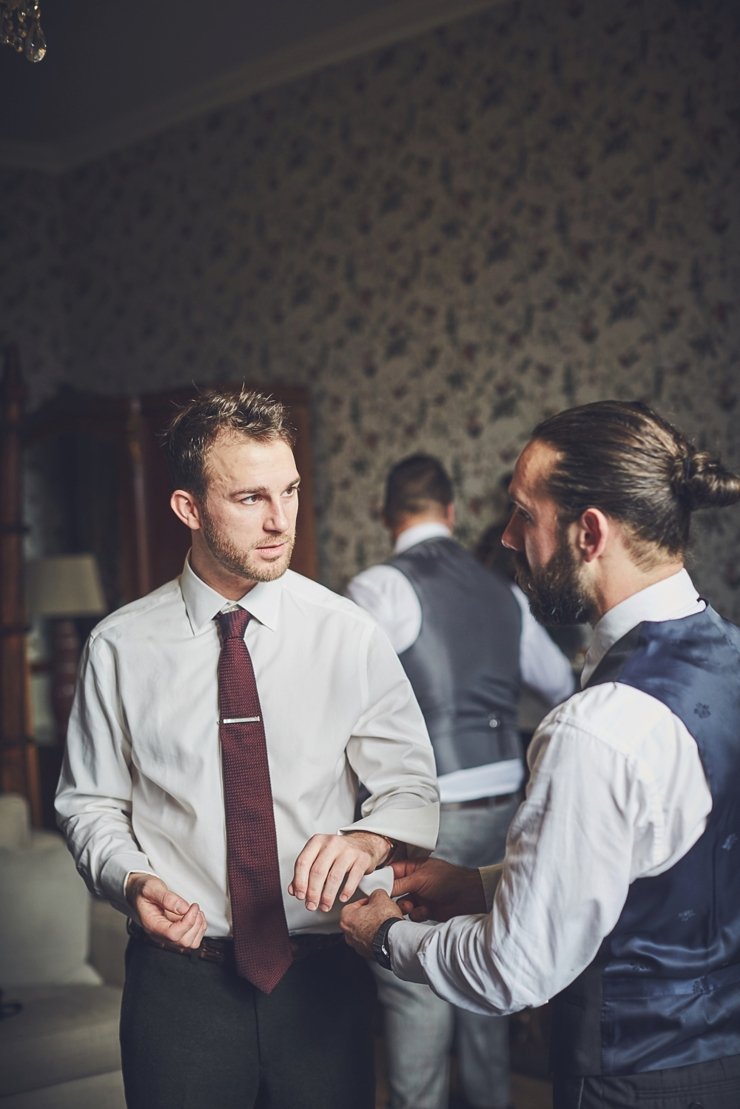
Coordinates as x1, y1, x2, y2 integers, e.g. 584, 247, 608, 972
374, 792, 520, 1109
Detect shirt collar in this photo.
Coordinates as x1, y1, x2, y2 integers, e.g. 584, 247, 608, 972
180, 554, 284, 634
581, 567, 705, 686
394, 521, 452, 555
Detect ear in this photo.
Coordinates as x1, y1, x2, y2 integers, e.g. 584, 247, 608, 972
170, 489, 202, 532
575, 507, 610, 562
444, 502, 456, 529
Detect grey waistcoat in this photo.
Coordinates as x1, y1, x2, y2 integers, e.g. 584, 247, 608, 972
390, 537, 522, 776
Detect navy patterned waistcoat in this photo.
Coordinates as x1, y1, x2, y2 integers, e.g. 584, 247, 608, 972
549, 605, 740, 1077
389, 537, 522, 776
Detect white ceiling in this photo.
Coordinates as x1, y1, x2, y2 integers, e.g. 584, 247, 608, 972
0, 0, 499, 171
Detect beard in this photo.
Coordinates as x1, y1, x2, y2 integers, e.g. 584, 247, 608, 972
515, 530, 594, 626
199, 505, 296, 585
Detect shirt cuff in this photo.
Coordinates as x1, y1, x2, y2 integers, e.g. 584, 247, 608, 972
100, 853, 158, 915
387, 919, 437, 984
357, 866, 394, 896
339, 803, 439, 857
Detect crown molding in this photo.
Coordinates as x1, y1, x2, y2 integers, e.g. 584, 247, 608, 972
0, 0, 501, 174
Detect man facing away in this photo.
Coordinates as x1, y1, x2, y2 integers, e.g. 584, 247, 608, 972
342, 400, 740, 1109
56, 387, 439, 1109
346, 454, 574, 1109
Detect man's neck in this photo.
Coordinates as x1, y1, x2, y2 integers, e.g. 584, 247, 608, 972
591, 558, 685, 624
391, 507, 453, 545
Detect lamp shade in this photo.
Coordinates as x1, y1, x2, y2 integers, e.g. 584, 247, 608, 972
26, 554, 106, 618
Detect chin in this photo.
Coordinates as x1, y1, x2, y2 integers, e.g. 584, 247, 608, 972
250, 556, 292, 582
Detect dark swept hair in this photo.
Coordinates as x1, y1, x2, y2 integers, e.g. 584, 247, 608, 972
383, 454, 454, 529
532, 399, 740, 558
161, 386, 295, 496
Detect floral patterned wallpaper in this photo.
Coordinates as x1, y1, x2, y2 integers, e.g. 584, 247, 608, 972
2, 0, 739, 617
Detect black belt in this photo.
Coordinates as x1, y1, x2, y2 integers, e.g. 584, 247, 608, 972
441, 791, 518, 812
127, 919, 343, 967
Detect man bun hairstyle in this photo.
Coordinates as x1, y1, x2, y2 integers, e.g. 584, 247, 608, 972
673, 448, 740, 512
161, 386, 295, 497
383, 454, 454, 530
532, 400, 740, 557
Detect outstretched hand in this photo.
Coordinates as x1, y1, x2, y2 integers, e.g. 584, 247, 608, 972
391, 857, 486, 922
125, 872, 208, 950
339, 857, 487, 958
340, 889, 403, 958
288, 831, 391, 913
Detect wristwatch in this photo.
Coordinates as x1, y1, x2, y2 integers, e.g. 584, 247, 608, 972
372, 916, 400, 970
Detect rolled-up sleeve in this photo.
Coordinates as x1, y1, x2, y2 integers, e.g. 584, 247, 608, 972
341, 624, 439, 855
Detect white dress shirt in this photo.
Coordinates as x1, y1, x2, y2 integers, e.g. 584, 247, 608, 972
346, 523, 575, 801
56, 558, 439, 936
389, 569, 712, 1014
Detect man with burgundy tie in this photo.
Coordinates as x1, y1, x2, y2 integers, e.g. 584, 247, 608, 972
56, 386, 439, 1109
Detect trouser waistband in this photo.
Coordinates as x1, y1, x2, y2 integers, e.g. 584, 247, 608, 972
126, 919, 343, 966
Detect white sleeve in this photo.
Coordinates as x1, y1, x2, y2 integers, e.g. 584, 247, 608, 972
340, 622, 439, 854
346, 564, 422, 654
55, 634, 155, 913
388, 683, 711, 1015
512, 584, 575, 707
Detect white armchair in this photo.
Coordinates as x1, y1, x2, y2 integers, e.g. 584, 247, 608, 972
0, 793, 128, 1108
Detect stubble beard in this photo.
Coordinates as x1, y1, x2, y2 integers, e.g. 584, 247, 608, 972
515, 531, 595, 627
200, 509, 296, 585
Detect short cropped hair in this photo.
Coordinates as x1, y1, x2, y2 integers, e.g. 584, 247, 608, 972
383, 454, 453, 529
532, 400, 740, 558
161, 386, 295, 497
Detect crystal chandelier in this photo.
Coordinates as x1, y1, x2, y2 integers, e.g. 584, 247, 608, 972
1, 0, 46, 61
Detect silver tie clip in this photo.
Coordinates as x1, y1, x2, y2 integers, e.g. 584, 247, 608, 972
222, 716, 261, 724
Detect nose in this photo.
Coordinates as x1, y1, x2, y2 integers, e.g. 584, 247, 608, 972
264, 498, 289, 533
501, 512, 520, 552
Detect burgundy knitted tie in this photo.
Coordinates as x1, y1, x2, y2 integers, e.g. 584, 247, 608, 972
215, 608, 293, 993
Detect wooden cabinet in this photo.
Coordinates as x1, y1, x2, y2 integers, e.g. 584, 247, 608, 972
0, 349, 41, 821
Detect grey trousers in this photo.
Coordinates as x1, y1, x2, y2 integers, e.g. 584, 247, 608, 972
121, 934, 375, 1109
374, 792, 520, 1109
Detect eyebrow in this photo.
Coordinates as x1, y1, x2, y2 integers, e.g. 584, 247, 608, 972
232, 477, 301, 497
508, 491, 532, 515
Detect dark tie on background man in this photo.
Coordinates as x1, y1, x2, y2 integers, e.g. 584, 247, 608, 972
215, 607, 293, 993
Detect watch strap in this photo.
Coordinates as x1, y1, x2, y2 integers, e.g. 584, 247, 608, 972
372, 915, 400, 970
